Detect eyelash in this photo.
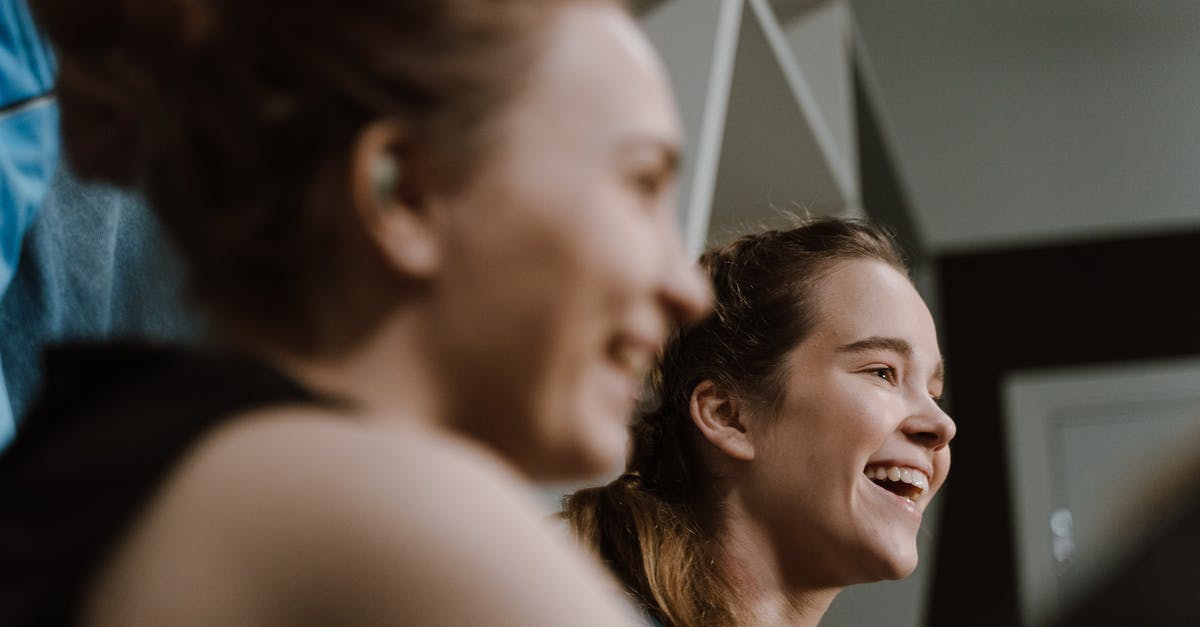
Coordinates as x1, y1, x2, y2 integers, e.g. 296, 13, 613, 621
864, 366, 944, 407
868, 362, 940, 408
868, 366, 898, 385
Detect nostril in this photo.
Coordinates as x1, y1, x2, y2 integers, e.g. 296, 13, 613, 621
909, 430, 945, 447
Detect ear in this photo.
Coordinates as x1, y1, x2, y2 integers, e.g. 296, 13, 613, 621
350, 120, 441, 278
689, 380, 755, 462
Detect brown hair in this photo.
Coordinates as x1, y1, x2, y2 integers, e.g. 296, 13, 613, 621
31, 0, 612, 355
561, 217, 908, 626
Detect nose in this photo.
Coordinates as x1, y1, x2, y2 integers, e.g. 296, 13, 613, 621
902, 397, 956, 452
658, 225, 713, 325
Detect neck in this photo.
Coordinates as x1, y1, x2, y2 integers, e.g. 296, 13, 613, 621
715, 489, 842, 626
260, 309, 446, 431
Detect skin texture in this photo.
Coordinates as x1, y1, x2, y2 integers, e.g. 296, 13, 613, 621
85, 410, 645, 627
693, 259, 955, 626
361, 0, 711, 480
422, 2, 710, 479
82, 4, 709, 625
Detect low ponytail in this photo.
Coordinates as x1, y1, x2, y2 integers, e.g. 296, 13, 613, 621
562, 355, 745, 626
561, 471, 739, 626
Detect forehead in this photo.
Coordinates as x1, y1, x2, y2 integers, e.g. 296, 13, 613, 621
806, 259, 940, 358
506, 2, 681, 148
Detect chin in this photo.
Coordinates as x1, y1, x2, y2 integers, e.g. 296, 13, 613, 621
577, 403, 635, 472
525, 418, 628, 481
571, 422, 629, 478
871, 547, 920, 581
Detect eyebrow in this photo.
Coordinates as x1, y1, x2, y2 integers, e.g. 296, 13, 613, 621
838, 336, 945, 383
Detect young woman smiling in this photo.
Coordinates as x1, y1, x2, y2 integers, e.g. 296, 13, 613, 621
0, 0, 710, 624
563, 218, 955, 626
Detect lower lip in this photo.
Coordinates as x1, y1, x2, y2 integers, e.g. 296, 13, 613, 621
862, 475, 924, 521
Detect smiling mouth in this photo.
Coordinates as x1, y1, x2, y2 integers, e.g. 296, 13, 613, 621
863, 465, 929, 502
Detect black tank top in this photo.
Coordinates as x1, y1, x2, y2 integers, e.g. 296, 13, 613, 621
0, 343, 322, 626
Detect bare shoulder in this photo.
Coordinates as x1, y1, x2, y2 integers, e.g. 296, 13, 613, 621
84, 406, 639, 626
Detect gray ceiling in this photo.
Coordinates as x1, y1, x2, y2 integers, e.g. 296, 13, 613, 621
851, 0, 1200, 252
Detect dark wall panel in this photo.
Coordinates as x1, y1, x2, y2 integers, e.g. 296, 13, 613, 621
929, 230, 1200, 626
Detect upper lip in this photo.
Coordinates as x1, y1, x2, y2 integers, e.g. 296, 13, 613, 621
626, 332, 663, 355
621, 309, 669, 352
864, 459, 932, 478
609, 331, 663, 379
618, 325, 666, 358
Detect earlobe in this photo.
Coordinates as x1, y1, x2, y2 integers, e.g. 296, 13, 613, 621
689, 380, 755, 462
351, 120, 442, 279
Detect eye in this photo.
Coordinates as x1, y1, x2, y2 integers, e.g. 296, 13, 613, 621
867, 366, 898, 385
631, 170, 668, 199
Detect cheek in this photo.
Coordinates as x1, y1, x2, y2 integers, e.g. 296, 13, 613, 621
828, 390, 897, 454
585, 210, 662, 296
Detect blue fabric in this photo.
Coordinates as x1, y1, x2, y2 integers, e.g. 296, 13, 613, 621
0, 0, 55, 105
0, 0, 56, 292
0, 102, 57, 290
0, 166, 202, 428
1, 0, 58, 448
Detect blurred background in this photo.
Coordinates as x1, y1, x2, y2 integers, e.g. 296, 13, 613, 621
633, 1, 1200, 625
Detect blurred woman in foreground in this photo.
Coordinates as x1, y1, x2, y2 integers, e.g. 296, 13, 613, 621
0, 0, 710, 624
564, 218, 955, 626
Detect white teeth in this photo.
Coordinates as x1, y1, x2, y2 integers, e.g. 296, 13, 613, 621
863, 464, 930, 495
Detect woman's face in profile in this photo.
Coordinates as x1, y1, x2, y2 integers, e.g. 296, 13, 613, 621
744, 259, 955, 585
426, 3, 710, 479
